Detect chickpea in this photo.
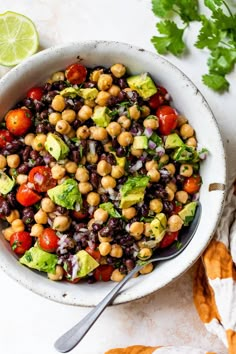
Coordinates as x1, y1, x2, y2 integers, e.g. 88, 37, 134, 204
104, 142, 112, 152
168, 214, 184, 232
62, 109, 76, 123
49, 112, 61, 125
90, 127, 107, 141
111, 165, 124, 179
2, 227, 14, 241
111, 269, 125, 282
128, 105, 141, 120
167, 181, 177, 193
41, 198, 55, 213
6, 210, 20, 224
106, 122, 121, 137
144, 223, 152, 237
12, 219, 25, 232
159, 154, 169, 166
138, 248, 152, 260
87, 192, 100, 206
147, 168, 160, 182
149, 199, 163, 213
95, 91, 110, 106
87, 218, 95, 231
177, 115, 188, 127
34, 209, 48, 224
98, 242, 112, 256
164, 163, 176, 176
97, 160, 112, 176
80, 156, 86, 165
55, 120, 71, 135
30, 224, 44, 237
145, 160, 158, 171
141, 105, 151, 118
130, 222, 144, 240
110, 63, 126, 78
117, 132, 133, 147
97, 74, 113, 91
78, 105, 93, 121
64, 161, 77, 174
16, 174, 28, 185
122, 207, 137, 220
0, 155, 7, 169
84, 99, 96, 108
110, 244, 123, 258
108, 85, 120, 96
94, 208, 109, 223
175, 190, 189, 204
180, 123, 194, 139
52, 71, 65, 82
180, 164, 193, 177
48, 265, 64, 281
75, 167, 89, 182
130, 147, 143, 157
117, 115, 131, 129
165, 186, 175, 201
186, 137, 197, 147
32, 134, 47, 151
51, 164, 66, 180
90, 69, 103, 82
7, 154, 20, 168
98, 233, 113, 243
51, 95, 66, 112
24, 133, 35, 146
139, 263, 153, 275
143, 116, 159, 130
86, 152, 99, 164
101, 175, 116, 189
53, 215, 71, 232
79, 182, 93, 194
76, 125, 90, 140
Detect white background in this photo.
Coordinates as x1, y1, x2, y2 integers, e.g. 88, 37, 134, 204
0, 1, 235, 353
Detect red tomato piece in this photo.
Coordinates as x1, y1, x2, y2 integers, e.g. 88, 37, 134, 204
0, 129, 13, 148
160, 231, 179, 248
65, 63, 87, 84
26, 86, 44, 101
65, 276, 81, 284
10, 231, 32, 255
38, 228, 59, 253
16, 183, 41, 207
94, 265, 114, 282
85, 246, 101, 262
28, 166, 57, 192
5, 108, 32, 136
183, 175, 202, 194
156, 105, 178, 136
149, 86, 168, 110
172, 202, 183, 214
72, 210, 88, 220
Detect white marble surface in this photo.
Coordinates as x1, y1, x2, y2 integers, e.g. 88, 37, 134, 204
0, 1, 235, 353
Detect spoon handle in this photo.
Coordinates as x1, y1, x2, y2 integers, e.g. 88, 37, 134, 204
54, 264, 142, 353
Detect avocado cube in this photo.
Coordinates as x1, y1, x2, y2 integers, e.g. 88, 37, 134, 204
178, 201, 198, 226
133, 136, 148, 149
20, 247, 58, 273
60, 87, 80, 98
47, 178, 82, 210
0, 171, 15, 195
120, 176, 149, 208
110, 151, 126, 168
78, 88, 99, 100
150, 213, 167, 242
92, 106, 111, 127
127, 73, 157, 99
165, 133, 184, 149
45, 133, 69, 161
76, 250, 99, 277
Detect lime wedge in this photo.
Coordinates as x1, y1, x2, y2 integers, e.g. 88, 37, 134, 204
0, 11, 39, 66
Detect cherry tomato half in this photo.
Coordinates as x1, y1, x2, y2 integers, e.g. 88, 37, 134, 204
160, 231, 179, 248
85, 246, 101, 262
172, 202, 183, 215
156, 105, 178, 136
72, 210, 89, 220
5, 108, 32, 136
10, 231, 32, 255
28, 166, 57, 193
0, 129, 13, 148
149, 86, 168, 110
94, 265, 114, 282
65, 63, 87, 85
26, 86, 44, 101
16, 183, 41, 207
183, 175, 202, 195
38, 228, 59, 253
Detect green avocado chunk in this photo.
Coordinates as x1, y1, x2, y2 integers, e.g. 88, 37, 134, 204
76, 250, 99, 277
150, 213, 167, 242
48, 178, 82, 210
165, 133, 184, 149
133, 136, 148, 149
178, 201, 198, 226
45, 133, 69, 161
127, 73, 157, 99
120, 175, 149, 209
0, 171, 15, 195
79, 88, 99, 100
92, 106, 111, 127
110, 151, 126, 167
172, 146, 199, 163
60, 87, 80, 98
99, 202, 121, 218
20, 247, 58, 273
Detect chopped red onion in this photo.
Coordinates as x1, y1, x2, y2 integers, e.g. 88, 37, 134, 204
88, 206, 95, 215
130, 160, 143, 172
156, 146, 165, 156
71, 255, 79, 280
125, 224, 130, 232
75, 202, 81, 212
192, 193, 200, 201
87, 240, 94, 249
47, 218, 53, 227
27, 182, 35, 189
199, 151, 208, 160
88, 141, 96, 155
144, 128, 153, 138
148, 140, 156, 149
165, 93, 170, 100
137, 201, 144, 207
79, 228, 88, 232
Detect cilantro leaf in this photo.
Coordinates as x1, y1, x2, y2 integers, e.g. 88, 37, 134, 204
195, 15, 222, 50
177, 0, 200, 22
202, 73, 229, 91
208, 47, 236, 75
151, 20, 185, 56
204, 0, 223, 12
151, 0, 175, 18
212, 9, 236, 31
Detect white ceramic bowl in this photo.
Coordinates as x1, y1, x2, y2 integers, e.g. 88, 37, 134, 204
0, 41, 226, 306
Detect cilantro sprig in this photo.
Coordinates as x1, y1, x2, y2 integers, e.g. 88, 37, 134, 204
151, 0, 236, 91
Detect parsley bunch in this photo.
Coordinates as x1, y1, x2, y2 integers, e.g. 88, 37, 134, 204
151, 0, 236, 91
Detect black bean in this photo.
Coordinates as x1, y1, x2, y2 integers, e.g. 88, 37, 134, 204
116, 91, 126, 102
56, 206, 67, 214
119, 264, 126, 273
118, 78, 128, 89
73, 100, 83, 112
83, 81, 96, 88
107, 96, 118, 107
117, 176, 127, 185
92, 223, 102, 232
35, 101, 45, 112
67, 238, 76, 249
5, 141, 22, 154
43, 152, 56, 165
130, 122, 144, 135
90, 173, 99, 189
176, 174, 185, 186
52, 81, 67, 91
111, 138, 119, 149
116, 146, 126, 157
74, 223, 87, 232
72, 119, 80, 130
22, 97, 34, 110
141, 204, 149, 217
36, 123, 48, 134
163, 201, 174, 215
43, 82, 52, 92
30, 150, 39, 160
87, 276, 96, 284
107, 218, 120, 230
0, 197, 11, 216
89, 231, 98, 243
22, 146, 32, 162
39, 110, 48, 120
17, 163, 30, 174
106, 153, 116, 165
86, 164, 97, 172
100, 194, 109, 203
6, 192, 17, 208
126, 90, 139, 104
22, 207, 35, 224
43, 91, 57, 104
34, 157, 44, 166
99, 226, 110, 237
72, 150, 80, 164
159, 168, 171, 183
125, 259, 135, 271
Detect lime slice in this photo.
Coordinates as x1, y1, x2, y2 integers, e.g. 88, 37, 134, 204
0, 11, 39, 66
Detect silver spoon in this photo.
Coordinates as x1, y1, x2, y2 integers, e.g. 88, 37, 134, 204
54, 202, 201, 353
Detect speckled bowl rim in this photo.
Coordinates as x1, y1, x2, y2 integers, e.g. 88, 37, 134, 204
0, 40, 227, 307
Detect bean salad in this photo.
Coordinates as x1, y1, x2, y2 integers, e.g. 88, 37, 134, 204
0, 62, 206, 283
